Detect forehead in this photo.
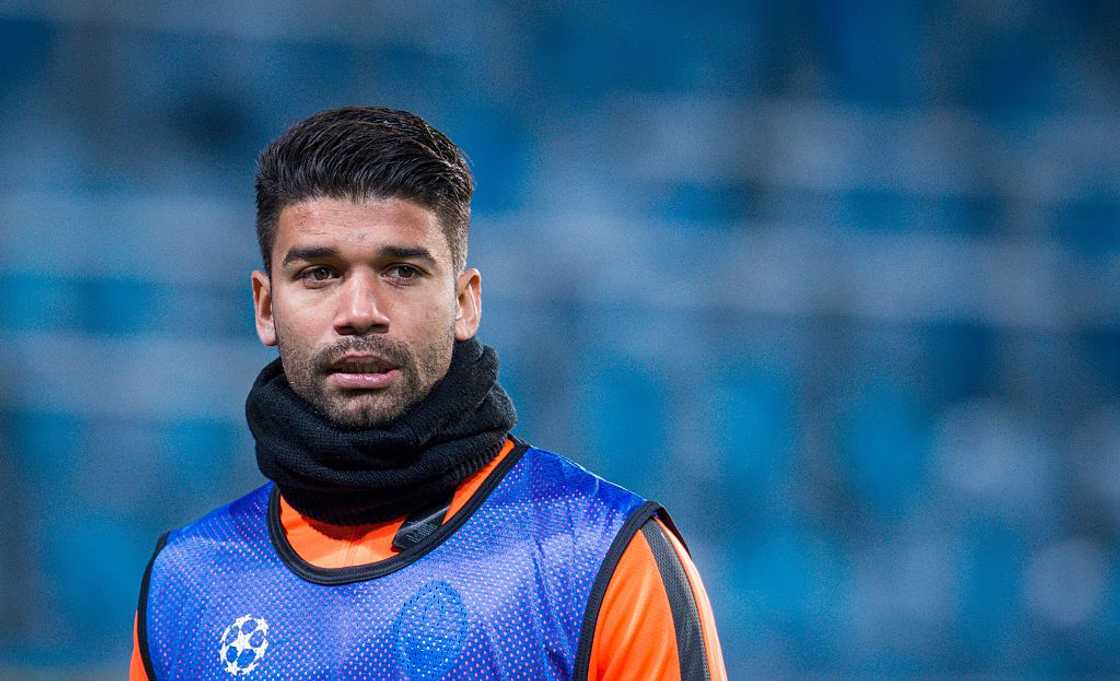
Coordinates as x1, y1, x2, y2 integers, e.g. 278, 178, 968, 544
273, 196, 451, 263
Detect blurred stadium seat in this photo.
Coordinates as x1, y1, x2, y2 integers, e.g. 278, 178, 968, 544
0, 1, 1117, 678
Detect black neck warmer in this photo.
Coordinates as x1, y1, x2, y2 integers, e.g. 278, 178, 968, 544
245, 337, 517, 525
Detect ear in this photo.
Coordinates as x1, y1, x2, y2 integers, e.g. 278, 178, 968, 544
251, 270, 278, 347
453, 267, 482, 341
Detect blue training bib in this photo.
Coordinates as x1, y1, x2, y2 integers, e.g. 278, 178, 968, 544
139, 443, 659, 681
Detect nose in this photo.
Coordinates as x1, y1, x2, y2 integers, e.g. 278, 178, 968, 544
333, 270, 390, 336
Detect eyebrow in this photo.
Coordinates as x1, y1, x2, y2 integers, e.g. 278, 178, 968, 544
281, 244, 437, 268
379, 245, 436, 266
282, 246, 338, 268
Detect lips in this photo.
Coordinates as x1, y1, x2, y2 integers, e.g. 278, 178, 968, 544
329, 354, 396, 374
327, 354, 401, 390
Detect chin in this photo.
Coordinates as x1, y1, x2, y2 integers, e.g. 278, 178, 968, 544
326, 396, 407, 429
326, 410, 394, 430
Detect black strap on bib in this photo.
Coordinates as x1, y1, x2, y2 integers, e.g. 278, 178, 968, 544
392, 491, 454, 551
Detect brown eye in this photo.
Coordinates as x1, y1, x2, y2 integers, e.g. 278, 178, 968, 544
303, 266, 336, 281
388, 265, 419, 279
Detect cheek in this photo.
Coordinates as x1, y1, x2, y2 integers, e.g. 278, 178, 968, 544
396, 285, 458, 325
272, 292, 329, 341
398, 302, 454, 340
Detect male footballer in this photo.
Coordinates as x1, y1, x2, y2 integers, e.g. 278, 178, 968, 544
129, 106, 726, 680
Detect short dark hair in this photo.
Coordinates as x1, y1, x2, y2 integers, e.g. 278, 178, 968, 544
254, 106, 474, 275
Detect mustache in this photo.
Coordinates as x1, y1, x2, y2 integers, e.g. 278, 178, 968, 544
314, 337, 414, 373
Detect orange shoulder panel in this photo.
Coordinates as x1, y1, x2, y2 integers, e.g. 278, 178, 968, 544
129, 612, 150, 681
589, 521, 682, 680
589, 517, 727, 681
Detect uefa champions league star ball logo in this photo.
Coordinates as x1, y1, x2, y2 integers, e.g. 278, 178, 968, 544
218, 615, 270, 675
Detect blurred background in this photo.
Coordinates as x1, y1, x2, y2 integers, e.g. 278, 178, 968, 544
0, 1, 1118, 679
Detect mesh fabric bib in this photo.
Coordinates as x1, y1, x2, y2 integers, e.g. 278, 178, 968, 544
139, 443, 659, 681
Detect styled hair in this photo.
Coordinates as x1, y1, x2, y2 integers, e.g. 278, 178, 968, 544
254, 106, 474, 274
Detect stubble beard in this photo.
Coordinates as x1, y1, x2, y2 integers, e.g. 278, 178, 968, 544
276, 326, 455, 430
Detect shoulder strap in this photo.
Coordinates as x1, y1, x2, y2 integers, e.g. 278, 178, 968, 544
572, 500, 663, 680
136, 531, 170, 681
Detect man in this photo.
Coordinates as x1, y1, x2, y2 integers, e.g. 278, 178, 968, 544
129, 107, 726, 680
